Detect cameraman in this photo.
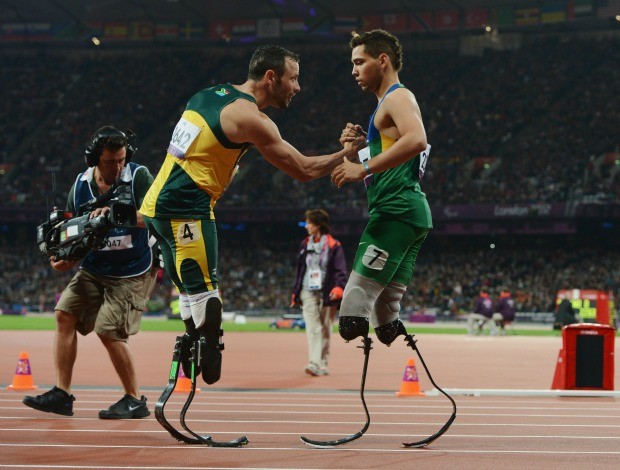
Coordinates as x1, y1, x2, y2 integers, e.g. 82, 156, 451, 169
23, 126, 156, 419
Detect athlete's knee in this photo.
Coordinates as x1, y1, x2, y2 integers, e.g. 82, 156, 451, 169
374, 318, 408, 346
339, 272, 383, 317
339, 315, 370, 341
373, 282, 406, 326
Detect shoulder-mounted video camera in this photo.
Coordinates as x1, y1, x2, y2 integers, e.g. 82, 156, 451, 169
36, 181, 137, 262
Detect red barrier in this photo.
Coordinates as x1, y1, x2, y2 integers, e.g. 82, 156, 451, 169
551, 324, 615, 390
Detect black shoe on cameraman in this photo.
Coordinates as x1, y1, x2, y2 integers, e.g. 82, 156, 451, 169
23, 386, 75, 416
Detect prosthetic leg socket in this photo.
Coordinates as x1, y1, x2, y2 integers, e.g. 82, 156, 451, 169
339, 316, 370, 342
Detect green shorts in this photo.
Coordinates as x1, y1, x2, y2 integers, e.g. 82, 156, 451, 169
55, 268, 157, 341
143, 216, 218, 294
353, 216, 429, 286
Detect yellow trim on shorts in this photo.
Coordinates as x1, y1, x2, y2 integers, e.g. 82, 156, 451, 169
169, 219, 213, 289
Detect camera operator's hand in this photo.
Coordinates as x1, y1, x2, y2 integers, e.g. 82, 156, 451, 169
89, 206, 110, 219
50, 257, 78, 272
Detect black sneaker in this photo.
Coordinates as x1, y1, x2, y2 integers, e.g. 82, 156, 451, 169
23, 386, 75, 416
199, 297, 224, 385
98, 394, 150, 419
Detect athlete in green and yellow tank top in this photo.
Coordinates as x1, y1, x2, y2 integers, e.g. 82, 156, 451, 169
365, 83, 432, 229
141, 84, 254, 220
331, 30, 435, 351
141, 45, 359, 393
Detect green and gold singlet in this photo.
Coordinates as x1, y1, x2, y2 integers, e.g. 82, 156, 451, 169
365, 83, 432, 229
140, 84, 255, 220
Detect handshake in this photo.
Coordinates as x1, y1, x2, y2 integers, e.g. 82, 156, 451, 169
332, 123, 368, 189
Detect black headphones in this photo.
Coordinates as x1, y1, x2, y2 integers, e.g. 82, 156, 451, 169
84, 126, 138, 167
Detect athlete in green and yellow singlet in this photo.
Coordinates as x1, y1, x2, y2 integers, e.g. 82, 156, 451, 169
140, 45, 360, 388
331, 30, 432, 347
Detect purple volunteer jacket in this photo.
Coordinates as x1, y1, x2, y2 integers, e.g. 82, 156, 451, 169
292, 234, 348, 307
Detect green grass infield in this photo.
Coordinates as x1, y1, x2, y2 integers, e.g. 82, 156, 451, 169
0, 314, 566, 336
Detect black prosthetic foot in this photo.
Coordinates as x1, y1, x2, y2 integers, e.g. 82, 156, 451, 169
199, 297, 224, 385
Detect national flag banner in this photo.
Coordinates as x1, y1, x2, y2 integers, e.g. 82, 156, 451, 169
409, 12, 433, 32
1, 23, 25, 42
434, 10, 459, 30
465, 8, 489, 29
515, 7, 541, 26
257, 18, 280, 38
26, 23, 51, 41
308, 17, 332, 35
85, 21, 103, 38
104, 22, 128, 40
231, 19, 256, 37
541, 2, 567, 23
281, 17, 306, 34
178, 21, 204, 40
597, 0, 620, 18
52, 23, 81, 41
383, 13, 408, 32
209, 20, 231, 39
155, 23, 179, 40
494, 6, 515, 27
361, 14, 382, 32
333, 16, 359, 34
130, 21, 153, 40
567, 0, 594, 19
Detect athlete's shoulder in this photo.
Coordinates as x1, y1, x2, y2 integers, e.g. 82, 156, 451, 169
189, 84, 256, 102
387, 84, 415, 100
384, 85, 420, 112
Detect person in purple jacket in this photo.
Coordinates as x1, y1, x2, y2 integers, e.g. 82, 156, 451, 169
467, 288, 498, 335
495, 289, 516, 335
291, 209, 348, 376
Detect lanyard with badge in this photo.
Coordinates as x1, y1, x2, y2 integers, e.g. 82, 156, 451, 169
306, 238, 327, 290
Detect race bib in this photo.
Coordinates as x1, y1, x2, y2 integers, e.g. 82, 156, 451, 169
419, 144, 431, 181
358, 147, 374, 188
307, 268, 322, 290
176, 221, 202, 246
99, 235, 133, 251
167, 117, 201, 159
362, 244, 388, 270
358, 146, 371, 163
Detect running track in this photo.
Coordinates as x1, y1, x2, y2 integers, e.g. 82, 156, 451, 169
1, 330, 619, 469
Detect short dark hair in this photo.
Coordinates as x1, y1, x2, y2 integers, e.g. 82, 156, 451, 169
305, 209, 330, 234
248, 45, 300, 81
350, 29, 403, 72
92, 126, 127, 154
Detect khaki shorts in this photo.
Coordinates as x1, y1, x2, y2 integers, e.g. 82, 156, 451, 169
55, 267, 157, 341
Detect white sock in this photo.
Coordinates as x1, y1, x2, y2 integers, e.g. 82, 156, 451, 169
178, 293, 191, 321
189, 290, 220, 328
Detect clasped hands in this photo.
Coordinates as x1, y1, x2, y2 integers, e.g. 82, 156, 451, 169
332, 123, 367, 188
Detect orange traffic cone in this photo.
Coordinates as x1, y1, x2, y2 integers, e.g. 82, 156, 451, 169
551, 348, 567, 390
395, 357, 424, 397
7, 351, 37, 391
174, 366, 200, 393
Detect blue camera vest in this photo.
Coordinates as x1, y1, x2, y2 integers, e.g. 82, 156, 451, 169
72, 162, 153, 278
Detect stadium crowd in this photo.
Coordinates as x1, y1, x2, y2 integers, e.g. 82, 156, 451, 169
0, 34, 618, 208
2, 230, 619, 322
1, 32, 619, 320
